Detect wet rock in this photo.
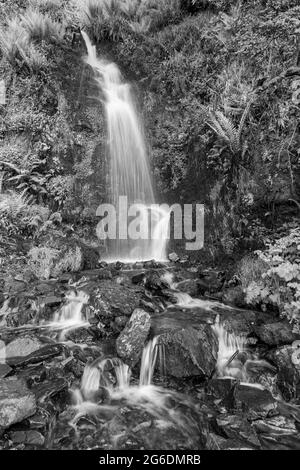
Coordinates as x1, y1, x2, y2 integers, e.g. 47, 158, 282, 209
131, 272, 146, 285
198, 269, 224, 293
253, 415, 300, 450
88, 280, 141, 320
7, 343, 64, 367
207, 377, 237, 401
268, 345, 300, 401
10, 430, 45, 447
168, 252, 179, 262
116, 309, 151, 367
144, 270, 168, 292
17, 364, 47, 387
234, 383, 276, 414
0, 377, 36, 429
254, 321, 300, 346
216, 414, 261, 448
175, 279, 201, 297
206, 433, 256, 450
32, 378, 68, 403
0, 363, 12, 379
5, 336, 43, 359
158, 325, 218, 378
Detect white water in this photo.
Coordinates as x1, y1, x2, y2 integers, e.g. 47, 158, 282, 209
82, 32, 169, 262
49, 290, 89, 339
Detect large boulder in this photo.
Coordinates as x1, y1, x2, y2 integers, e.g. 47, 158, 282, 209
0, 377, 36, 429
87, 280, 142, 333
116, 309, 151, 367
152, 309, 218, 378
157, 325, 218, 378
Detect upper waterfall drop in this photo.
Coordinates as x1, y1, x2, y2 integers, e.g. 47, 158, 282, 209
82, 32, 169, 262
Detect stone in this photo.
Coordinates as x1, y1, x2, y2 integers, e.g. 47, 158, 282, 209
10, 430, 45, 447
0, 377, 36, 429
116, 309, 151, 367
88, 280, 141, 319
175, 279, 201, 297
0, 363, 12, 379
157, 324, 218, 378
144, 270, 168, 292
234, 383, 276, 414
6, 343, 64, 367
254, 321, 300, 346
207, 377, 237, 400
5, 336, 43, 359
168, 252, 179, 262
32, 378, 68, 403
216, 414, 261, 448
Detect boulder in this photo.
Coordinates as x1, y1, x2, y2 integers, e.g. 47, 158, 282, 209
157, 324, 218, 378
116, 309, 151, 367
5, 337, 43, 359
87, 280, 142, 330
0, 377, 36, 429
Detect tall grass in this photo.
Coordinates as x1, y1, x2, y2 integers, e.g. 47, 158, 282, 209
21, 8, 65, 43
0, 19, 48, 72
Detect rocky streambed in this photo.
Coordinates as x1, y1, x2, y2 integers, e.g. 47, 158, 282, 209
0, 261, 300, 450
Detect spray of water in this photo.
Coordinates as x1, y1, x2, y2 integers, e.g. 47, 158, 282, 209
82, 32, 169, 262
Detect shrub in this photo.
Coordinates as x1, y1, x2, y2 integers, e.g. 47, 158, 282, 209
28, 244, 83, 279
237, 255, 269, 289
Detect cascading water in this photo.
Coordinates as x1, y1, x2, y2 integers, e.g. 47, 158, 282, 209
82, 32, 169, 262
49, 290, 89, 339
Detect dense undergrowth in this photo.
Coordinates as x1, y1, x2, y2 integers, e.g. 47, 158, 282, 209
0, 0, 299, 324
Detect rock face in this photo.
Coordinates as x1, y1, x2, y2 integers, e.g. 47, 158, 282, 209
116, 309, 151, 367
158, 325, 218, 378
0, 377, 36, 429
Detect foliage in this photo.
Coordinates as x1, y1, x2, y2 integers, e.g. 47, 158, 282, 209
73, 0, 181, 43
28, 244, 82, 279
244, 226, 300, 332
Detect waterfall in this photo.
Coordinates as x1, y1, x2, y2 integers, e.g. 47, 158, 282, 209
82, 32, 169, 262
